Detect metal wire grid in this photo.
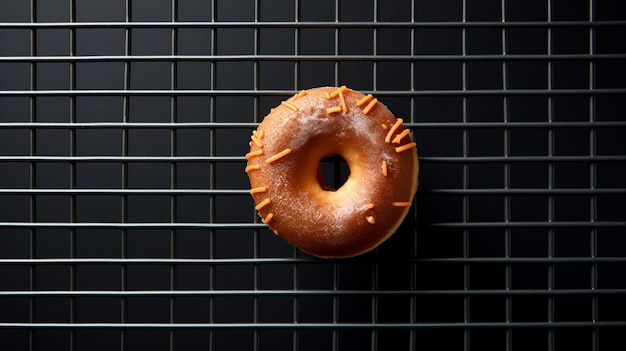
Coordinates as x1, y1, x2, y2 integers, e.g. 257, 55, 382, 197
1, 0, 626, 350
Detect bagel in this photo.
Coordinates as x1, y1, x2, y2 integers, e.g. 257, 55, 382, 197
245, 86, 419, 258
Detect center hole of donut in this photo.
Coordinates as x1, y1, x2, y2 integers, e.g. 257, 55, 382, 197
319, 154, 350, 191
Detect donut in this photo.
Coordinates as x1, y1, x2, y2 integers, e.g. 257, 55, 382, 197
245, 86, 419, 258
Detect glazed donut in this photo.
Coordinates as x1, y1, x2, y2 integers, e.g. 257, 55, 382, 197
245, 86, 419, 258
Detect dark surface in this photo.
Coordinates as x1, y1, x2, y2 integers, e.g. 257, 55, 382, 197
1, 0, 626, 350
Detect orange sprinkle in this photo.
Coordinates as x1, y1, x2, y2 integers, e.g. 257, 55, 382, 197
265, 148, 292, 164
245, 149, 264, 160
392, 129, 410, 144
293, 90, 307, 100
381, 123, 388, 130
249, 141, 254, 147
365, 203, 374, 210
249, 186, 268, 194
366, 216, 376, 224
339, 91, 348, 112
392, 201, 412, 207
385, 118, 403, 143
263, 213, 274, 223
325, 92, 332, 99
362, 98, 378, 114
245, 164, 261, 173
395, 142, 417, 153
273, 229, 279, 235
281, 101, 299, 111
252, 129, 264, 140
329, 85, 347, 98
382, 160, 388, 177
255, 198, 271, 210
326, 106, 342, 114
251, 135, 264, 148
357, 94, 373, 107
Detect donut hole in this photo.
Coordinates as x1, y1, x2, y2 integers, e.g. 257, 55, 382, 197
318, 154, 350, 191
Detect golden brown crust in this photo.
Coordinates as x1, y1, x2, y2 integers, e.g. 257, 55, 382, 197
246, 86, 419, 258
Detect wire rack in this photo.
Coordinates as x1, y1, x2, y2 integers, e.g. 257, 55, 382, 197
1, 0, 626, 350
